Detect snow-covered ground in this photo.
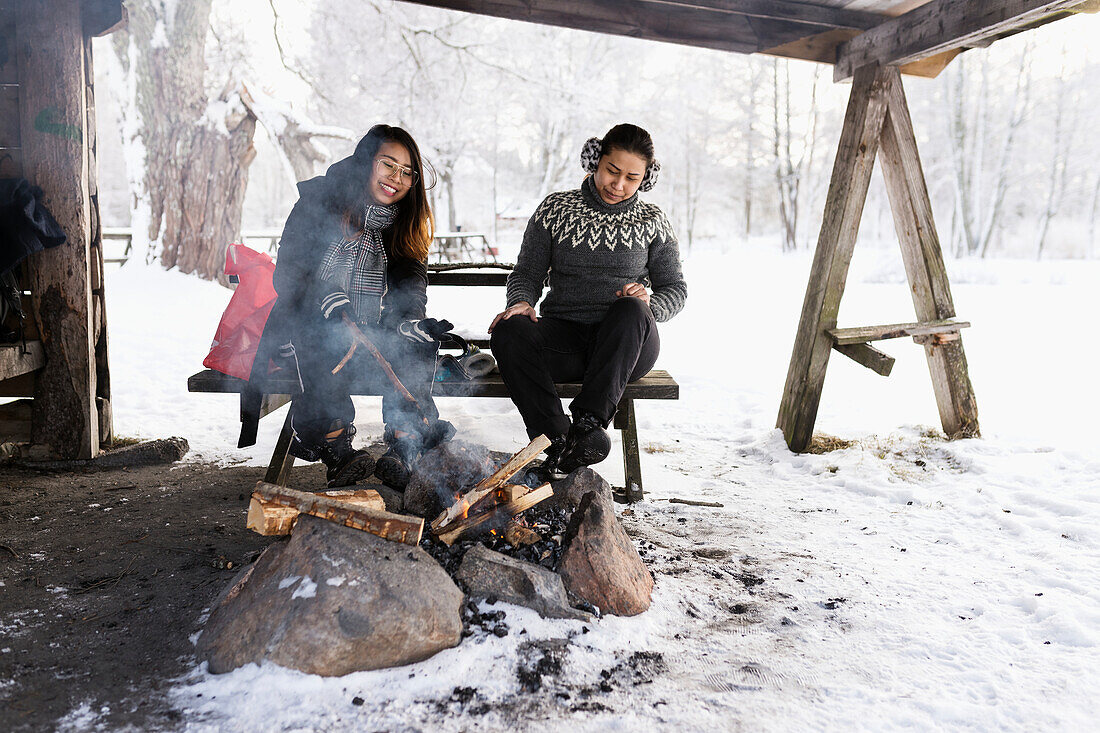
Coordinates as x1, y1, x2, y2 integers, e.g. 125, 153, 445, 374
97, 245, 1099, 731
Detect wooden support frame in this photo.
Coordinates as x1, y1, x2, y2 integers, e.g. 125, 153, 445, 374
777, 65, 979, 452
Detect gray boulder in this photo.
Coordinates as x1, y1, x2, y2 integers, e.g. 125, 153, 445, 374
456, 544, 590, 621
557, 492, 653, 616
549, 467, 613, 510
197, 515, 463, 676
404, 440, 495, 518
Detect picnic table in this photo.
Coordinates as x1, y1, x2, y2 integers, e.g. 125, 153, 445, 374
432, 232, 497, 263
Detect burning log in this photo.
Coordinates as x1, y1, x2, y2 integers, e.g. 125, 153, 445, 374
431, 435, 551, 533
252, 481, 423, 546
247, 488, 385, 536
436, 484, 553, 546
504, 520, 541, 547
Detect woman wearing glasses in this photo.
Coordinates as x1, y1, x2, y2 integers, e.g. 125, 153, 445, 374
489, 123, 687, 479
261, 124, 453, 490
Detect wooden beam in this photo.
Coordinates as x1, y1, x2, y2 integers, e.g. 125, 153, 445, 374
777, 65, 890, 453
0, 341, 45, 381
640, 0, 882, 30
398, 0, 863, 55
18, 0, 99, 459
877, 67, 979, 437
0, 85, 19, 147
835, 0, 1080, 81
833, 342, 895, 377
828, 319, 970, 345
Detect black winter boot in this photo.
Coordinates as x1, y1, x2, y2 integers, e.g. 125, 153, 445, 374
531, 434, 568, 483
557, 411, 611, 474
373, 430, 423, 491
319, 424, 375, 489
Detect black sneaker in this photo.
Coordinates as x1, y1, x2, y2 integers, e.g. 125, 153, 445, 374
557, 412, 611, 474
373, 434, 422, 491
319, 425, 375, 489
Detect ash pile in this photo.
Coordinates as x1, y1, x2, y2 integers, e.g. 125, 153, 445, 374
196, 438, 653, 677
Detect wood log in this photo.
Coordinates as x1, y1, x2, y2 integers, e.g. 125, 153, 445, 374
252, 481, 422, 545
431, 435, 550, 532
247, 488, 386, 536
437, 484, 553, 546
504, 520, 541, 547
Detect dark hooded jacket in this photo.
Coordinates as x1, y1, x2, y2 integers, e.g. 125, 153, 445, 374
250, 155, 429, 386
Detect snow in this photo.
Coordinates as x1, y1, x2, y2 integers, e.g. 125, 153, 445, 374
98, 245, 1100, 729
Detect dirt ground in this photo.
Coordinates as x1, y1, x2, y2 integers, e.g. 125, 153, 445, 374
0, 456, 309, 732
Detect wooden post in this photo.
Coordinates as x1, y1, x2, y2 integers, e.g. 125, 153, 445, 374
613, 398, 644, 502
877, 67, 979, 438
17, 0, 99, 459
777, 65, 891, 452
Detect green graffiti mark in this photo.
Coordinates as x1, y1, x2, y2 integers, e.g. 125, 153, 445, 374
34, 107, 83, 144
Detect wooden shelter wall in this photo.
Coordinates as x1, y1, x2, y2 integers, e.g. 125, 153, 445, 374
0, 20, 21, 178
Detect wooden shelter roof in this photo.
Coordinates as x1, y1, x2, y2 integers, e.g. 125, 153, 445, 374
398, 0, 1098, 79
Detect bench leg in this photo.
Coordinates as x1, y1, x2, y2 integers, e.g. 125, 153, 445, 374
264, 409, 296, 485
613, 398, 644, 502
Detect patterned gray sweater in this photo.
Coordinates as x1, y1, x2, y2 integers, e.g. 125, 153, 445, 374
507, 177, 687, 324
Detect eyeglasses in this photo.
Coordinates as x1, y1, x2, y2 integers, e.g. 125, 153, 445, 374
375, 158, 418, 186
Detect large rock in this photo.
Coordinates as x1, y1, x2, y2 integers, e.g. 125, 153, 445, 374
404, 440, 495, 518
456, 545, 590, 621
197, 515, 463, 676
550, 467, 613, 510
557, 492, 653, 616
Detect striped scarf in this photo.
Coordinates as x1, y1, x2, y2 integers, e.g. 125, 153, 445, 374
319, 203, 399, 324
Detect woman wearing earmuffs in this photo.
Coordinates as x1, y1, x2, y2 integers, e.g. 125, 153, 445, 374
488, 123, 687, 478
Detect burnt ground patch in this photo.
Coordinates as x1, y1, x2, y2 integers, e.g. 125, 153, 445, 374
0, 460, 290, 731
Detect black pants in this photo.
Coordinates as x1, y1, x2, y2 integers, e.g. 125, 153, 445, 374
288, 319, 439, 448
490, 297, 660, 440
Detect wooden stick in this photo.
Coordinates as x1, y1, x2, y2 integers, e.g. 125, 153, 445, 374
430, 435, 551, 531
341, 314, 428, 426
247, 488, 385, 536
252, 481, 423, 545
668, 497, 725, 508
437, 484, 553, 546
331, 343, 358, 375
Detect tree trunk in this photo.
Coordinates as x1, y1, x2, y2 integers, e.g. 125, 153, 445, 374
114, 0, 257, 281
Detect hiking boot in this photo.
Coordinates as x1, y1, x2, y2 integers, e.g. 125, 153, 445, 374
373, 433, 422, 491
531, 434, 568, 483
319, 424, 375, 489
557, 412, 611, 474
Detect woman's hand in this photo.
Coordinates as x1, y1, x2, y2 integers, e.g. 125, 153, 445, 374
489, 302, 537, 333
616, 282, 650, 305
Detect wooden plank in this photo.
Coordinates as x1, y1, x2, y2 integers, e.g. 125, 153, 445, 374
828, 319, 970, 345
0, 85, 19, 147
264, 409, 296, 485
19, 0, 98, 459
0, 372, 35, 397
877, 67, 979, 438
0, 340, 45, 381
641, 0, 883, 30
188, 368, 681, 401
253, 481, 424, 545
776, 65, 890, 453
834, 0, 1079, 81
833, 342, 895, 377
247, 488, 386, 536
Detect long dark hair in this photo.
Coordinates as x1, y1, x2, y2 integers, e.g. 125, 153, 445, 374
600, 123, 656, 166
334, 124, 434, 261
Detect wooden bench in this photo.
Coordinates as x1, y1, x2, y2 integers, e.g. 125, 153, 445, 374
187, 368, 678, 503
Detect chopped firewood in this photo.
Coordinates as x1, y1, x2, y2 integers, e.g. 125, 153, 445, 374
247, 488, 385, 536
252, 481, 423, 545
437, 484, 553, 546
504, 521, 541, 547
465, 483, 532, 519
431, 435, 551, 532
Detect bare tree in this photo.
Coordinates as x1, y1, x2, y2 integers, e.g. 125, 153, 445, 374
112, 0, 258, 280
772, 59, 820, 252
1034, 49, 1076, 260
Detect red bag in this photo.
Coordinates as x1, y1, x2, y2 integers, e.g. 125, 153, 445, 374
203, 244, 277, 380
